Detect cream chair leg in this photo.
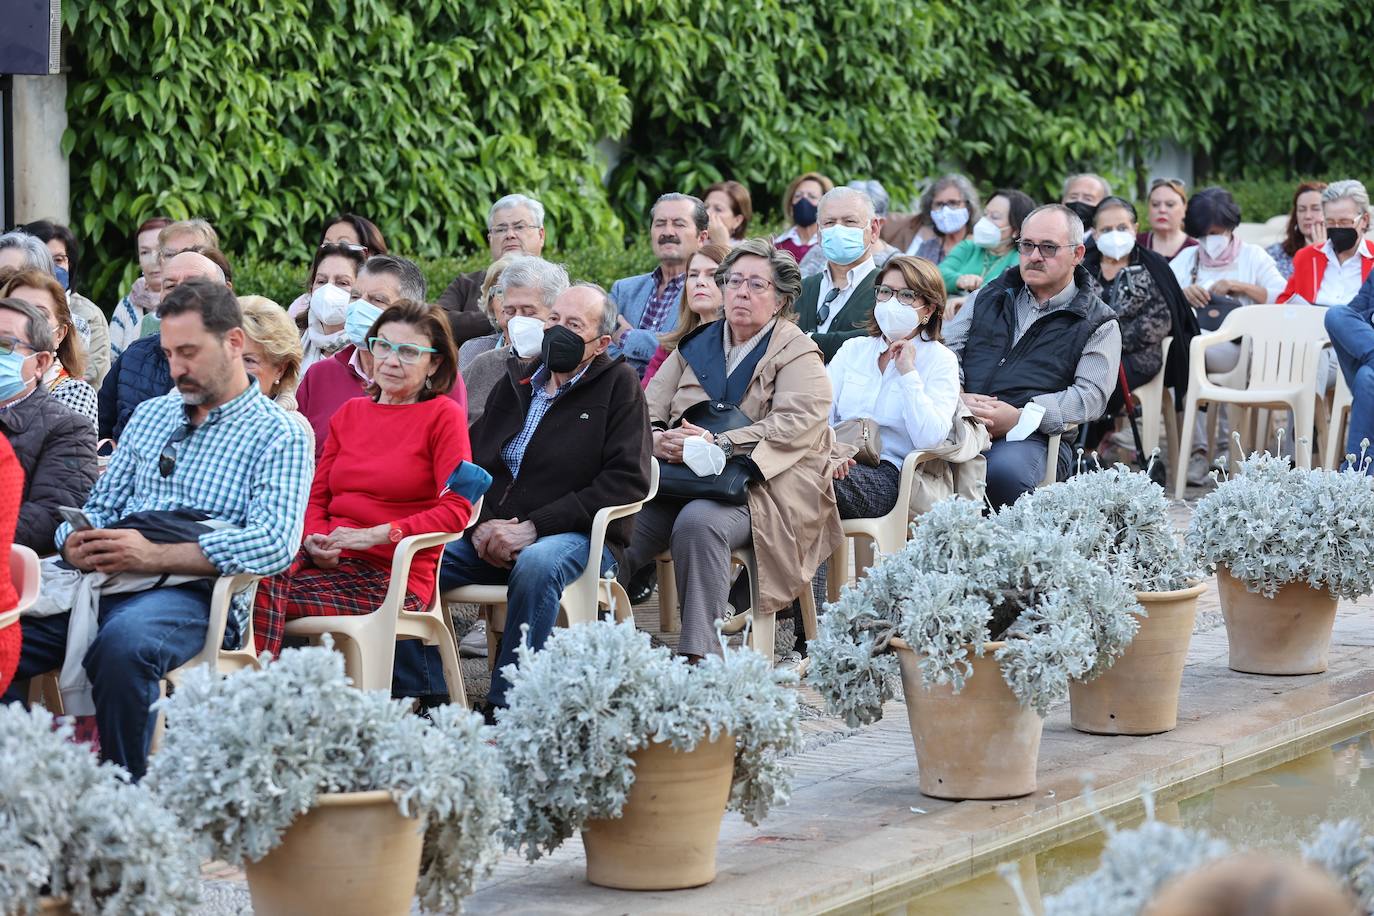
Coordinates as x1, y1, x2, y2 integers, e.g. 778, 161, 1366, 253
483, 605, 501, 674
827, 543, 848, 605
333, 634, 370, 689
748, 612, 776, 662
607, 581, 634, 623
1205, 400, 1219, 469
1294, 399, 1316, 469
853, 537, 875, 582
1175, 396, 1199, 499
425, 627, 468, 711
656, 556, 678, 634
28, 672, 64, 715
799, 588, 819, 643
149, 680, 169, 754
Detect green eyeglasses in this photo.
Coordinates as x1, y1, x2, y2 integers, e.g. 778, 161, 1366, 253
368, 336, 437, 365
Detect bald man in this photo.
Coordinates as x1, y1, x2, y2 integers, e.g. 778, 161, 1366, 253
98, 250, 234, 439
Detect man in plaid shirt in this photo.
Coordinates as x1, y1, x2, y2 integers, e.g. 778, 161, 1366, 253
14, 279, 312, 778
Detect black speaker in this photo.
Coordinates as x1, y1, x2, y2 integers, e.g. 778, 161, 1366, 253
0, 0, 62, 76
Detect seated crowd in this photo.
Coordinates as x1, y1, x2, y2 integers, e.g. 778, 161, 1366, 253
1, 166, 1371, 776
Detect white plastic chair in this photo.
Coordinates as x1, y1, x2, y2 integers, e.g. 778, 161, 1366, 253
0, 544, 40, 633
826, 450, 925, 604
1324, 370, 1354, 470
1040, 432, 1063, 488
442, 462, 659, 668
1174, 305, 1329, 498
1131, 337, 1177, 472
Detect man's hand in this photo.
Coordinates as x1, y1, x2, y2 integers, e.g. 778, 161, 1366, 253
303, 533, 341, 569
956, 274, 984, 292
944, 296, 967, 319
475, 518, 537, 568
1182, 284, 1211, 309
64, 528, 161, 575
963, 393, 1022, 438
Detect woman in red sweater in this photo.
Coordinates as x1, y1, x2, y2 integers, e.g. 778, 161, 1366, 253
253, 301, 473, 689
0, 436, 23, 694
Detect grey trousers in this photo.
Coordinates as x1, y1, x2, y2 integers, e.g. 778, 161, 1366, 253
622, 498, 752, 658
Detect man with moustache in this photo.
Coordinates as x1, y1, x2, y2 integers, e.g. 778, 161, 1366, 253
943, 204, 1121, 507
608, 193, 709, 376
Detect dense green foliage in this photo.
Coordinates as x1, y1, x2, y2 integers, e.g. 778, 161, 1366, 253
63, 0, 1374, 306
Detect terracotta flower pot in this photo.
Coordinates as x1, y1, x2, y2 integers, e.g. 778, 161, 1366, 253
582, 734, 735, 890
1070, 581, 1205, 736
246, 790, 425, 916
37, 898, 73, 915
1217, 567, 1338, 675
892, 638, 1042, 800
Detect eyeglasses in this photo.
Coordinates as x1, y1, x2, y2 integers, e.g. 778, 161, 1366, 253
0, 336, 36, 357
724, 274, 774, 295
322, 241, 368, 256
874, 285, 924, 307
159, 421, 195, 478
1325, 218, 1363, 229
369, 336, 438, 365
1015, 239, 1070, 258
488, 221, 534, 237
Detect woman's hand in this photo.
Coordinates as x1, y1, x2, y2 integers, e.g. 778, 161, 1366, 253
323, 524, 390, 552
887, 339, 917, 375
1210, 279, 1234, 297
654, 424, 713, 463
1182, 284, 1211, 309
706, 212, 732, 249
944, 296, 967, 319
303, 533, 341, 569
956, 274, 983, 292
833, 457, 857, 480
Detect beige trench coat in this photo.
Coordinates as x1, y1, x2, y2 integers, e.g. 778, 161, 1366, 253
646, 320, 845, 616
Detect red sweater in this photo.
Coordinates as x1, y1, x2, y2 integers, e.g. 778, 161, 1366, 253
1278, 240, 1374, 304
0, 438, 23, 694
306, 396, 472, 604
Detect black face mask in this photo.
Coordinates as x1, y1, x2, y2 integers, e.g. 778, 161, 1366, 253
541, 324, 590, 373
1066, 200, 1098, 227
1329, 227, 1361, 254
792, 198, 818, 228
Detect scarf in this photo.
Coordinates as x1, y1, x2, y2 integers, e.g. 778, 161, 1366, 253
1197, 233, 1242, 270
301, 322, 348, 364
128, 276, 160, 314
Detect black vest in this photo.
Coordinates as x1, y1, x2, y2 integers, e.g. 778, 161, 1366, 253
961, 266, 1116, 409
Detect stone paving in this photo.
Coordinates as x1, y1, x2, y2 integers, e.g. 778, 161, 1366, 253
193, 487, 1374, 914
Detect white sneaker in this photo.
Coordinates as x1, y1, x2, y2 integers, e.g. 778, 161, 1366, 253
775, 651, 804, 673
459, 620, 488, 658
1186, 452, 1216, 487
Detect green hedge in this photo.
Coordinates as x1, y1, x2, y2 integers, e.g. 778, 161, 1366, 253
63, 1, 1374, 308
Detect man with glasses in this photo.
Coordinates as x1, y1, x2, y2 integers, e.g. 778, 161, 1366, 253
944, 204, 1121, 507
608, 193, 709, 376
438, 194, 548, 349
12, 278, 312, 779
440, 282, 652, 722
795, 186, 882, 361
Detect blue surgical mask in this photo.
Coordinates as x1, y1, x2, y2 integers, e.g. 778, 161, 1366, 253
0, 350, 37, 401
344, 298, 383, 348
820, 225, 867, 264
54, 266, 70, 291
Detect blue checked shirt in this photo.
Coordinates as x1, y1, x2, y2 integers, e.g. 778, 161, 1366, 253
55, 385, 314, 638
501, 362, 591, 480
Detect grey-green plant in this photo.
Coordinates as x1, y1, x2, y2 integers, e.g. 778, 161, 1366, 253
1186, 451, 1374, 599
496, 619, 800, 862
145, 645, 510, 914
810, 498, 1143, 726
1304, 818, 1374, 912
0, 705, 200, 916
1003, 465, 1200, 593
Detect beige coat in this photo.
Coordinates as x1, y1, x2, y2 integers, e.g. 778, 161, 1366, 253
647, 320, 845, 615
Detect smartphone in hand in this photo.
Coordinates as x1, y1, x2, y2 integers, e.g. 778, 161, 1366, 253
58, 506, 94, 531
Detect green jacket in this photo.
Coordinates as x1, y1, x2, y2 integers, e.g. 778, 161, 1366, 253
794, 268, 878, 362
938, 240, 1019, 293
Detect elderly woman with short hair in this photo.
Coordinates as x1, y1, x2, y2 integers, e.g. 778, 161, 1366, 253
883, 174, 982, 265
237, 296, 312, 445
456, 256, 514, 371
0, 268, 97, 426
1278, 180, 1374, 307
622, 238, 843, 661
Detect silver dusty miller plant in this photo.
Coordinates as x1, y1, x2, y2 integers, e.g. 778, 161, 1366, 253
1304, 818, 1374, 912
0, 705, 200, 916
1187, 449, 1374, 599
810, 497, 1142, 725
1004, 465, 1200, 592
145, 644, 511, 914
497, 619, 801, 861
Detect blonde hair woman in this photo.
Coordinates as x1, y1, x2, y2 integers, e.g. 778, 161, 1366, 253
458, 256, 514, 371
238, 296, 313, 446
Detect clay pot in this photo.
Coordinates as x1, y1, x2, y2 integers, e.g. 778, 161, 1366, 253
892, 639, 1042, 800
1217, 567, 1338, 675
37, 899, 73, 915
246, 790, 424, 916
582, 734, 735, 890
1070, 582, 1205, 736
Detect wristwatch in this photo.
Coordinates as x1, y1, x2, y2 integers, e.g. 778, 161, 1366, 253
388, 522, 405, 543
718, 436, 734, 459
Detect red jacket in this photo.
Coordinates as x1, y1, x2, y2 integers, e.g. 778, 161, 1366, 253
1277, 240, 1374, 304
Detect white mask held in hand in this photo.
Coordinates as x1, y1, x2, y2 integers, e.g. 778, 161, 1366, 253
1096, 230, 1136, 260
507, 315, 545, 359
874, 300, 921, 343
931, 206, 970, 234
1202, 233, 1230, 259
971, 216, 1003, 249
682, 434, 727, 477
309, 283, 351, 327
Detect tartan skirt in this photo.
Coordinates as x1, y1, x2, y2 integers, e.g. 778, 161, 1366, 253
253, 554, 423, 656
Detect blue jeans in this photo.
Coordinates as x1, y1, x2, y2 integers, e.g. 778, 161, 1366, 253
984, 433, 1070, 507
13, 582, 212, 780
1326, 304, 1374, 470
439, 533, 615, 707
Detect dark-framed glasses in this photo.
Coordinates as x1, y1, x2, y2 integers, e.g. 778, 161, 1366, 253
1015, 239, 1069, 258
368, 336, 437, 365
159, 422, 196, 478
0, 336, 36, 358
874, 285, 923, 307
322, 241, 368, 256
723, 274, 774, 294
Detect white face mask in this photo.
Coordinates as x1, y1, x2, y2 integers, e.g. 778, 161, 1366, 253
1096, 230, 1136, 260
873, 300, 922, 342
931, 206, 970, 234
309, 283, 351, 327
971, 216, 1003, 249
682, 434, 727, 477
1202, 233, 1230, 259
507, 315, 545, 359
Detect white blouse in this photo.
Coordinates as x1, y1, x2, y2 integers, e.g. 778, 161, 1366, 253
827, 334, 961, 467
1170, 243, 1286, 304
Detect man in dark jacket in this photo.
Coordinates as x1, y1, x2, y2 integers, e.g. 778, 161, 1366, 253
0, 298, 98, 552
794, 186, 881, 361
944, 204, 1122, 507
439, 282, 652, 716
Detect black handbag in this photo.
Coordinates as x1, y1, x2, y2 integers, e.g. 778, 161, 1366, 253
1195, 293, 1244, 332
655, 399, 757, 505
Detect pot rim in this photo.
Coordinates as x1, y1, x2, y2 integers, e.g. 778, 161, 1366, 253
1135, 580, 1208, 600
1216, 565, 1336, 598
311, 789, 398, 808
890, 638, 1006, 654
